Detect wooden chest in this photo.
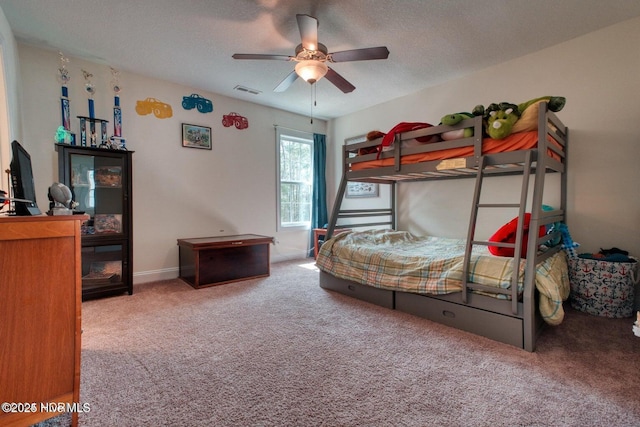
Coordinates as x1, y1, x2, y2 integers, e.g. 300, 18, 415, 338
177, 234, 274, 289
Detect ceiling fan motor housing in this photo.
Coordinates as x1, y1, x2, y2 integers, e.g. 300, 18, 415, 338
294, 43, 328, 62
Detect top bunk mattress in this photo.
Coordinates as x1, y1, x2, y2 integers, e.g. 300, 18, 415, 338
316, 229, 570, 325
351, 130, 558, 171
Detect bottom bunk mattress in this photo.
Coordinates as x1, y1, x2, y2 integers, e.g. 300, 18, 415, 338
316, 229, 570, 325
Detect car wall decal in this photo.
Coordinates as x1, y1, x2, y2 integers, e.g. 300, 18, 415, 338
222, 112, 249, 129
182, 93, 213, 113
135, 97, 173, 119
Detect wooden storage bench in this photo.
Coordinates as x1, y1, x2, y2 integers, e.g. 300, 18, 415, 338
178, 234, 274, 289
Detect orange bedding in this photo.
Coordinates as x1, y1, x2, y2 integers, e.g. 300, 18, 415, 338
351, 131, 558, 171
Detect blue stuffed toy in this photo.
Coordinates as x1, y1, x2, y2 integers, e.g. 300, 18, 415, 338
541, 205, 579, 257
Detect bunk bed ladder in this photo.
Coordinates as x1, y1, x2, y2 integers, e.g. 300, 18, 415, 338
326, 177, 349, 239
462, 151, 535, 315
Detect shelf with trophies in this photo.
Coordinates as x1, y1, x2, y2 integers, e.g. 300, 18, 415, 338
55, 62, 133, 300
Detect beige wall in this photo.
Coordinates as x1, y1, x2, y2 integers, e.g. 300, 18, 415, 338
10, 44, 326, 282
4, 12, 640, 283
329, 17, 640, 257
0, 6, 21, 175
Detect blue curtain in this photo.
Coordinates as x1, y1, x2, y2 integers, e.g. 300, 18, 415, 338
309, 133, 328, 257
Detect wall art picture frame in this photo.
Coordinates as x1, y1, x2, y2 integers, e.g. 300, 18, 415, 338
346, 182, 379, 198
344, 134, 379, 198
182, 123, 212, 150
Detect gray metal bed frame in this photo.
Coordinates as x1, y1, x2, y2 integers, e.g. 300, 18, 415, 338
320, 103, 568, 351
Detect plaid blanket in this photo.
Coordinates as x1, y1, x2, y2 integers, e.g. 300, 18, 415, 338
316, 229, 569, 325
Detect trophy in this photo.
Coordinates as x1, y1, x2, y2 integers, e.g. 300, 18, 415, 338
83, 69, 96, 118
81, 69, 97, 146
57, 52, 75, 145
78, 69, 108, 148
110, 67, 126, 149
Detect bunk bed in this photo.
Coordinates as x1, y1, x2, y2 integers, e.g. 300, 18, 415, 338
316, 102, 569, 352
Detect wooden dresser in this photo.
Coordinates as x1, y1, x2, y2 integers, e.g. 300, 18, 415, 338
0, 215, 86, 427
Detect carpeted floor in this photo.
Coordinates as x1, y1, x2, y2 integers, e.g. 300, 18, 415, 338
40, 259, 640, 426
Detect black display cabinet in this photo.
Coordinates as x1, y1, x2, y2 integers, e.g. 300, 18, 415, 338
56, 144, 133, 300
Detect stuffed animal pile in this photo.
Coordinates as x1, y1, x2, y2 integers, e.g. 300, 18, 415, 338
474, 96, 566, 139
364, 96, 566, 154
439, 96, 566, 140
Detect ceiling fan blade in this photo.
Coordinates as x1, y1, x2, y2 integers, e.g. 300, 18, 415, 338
329, 46, 390, 63
232, 53, 293, 61
324, 67, 355, 93
274, 70, 299, 92
296, 14, 319, 50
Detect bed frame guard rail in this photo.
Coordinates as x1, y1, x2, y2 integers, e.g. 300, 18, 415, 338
325, 177, 397, 240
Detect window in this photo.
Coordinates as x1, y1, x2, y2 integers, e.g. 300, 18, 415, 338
276, 128, 313, 229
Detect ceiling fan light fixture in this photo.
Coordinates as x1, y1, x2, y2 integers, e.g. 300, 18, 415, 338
295, 60, 328, 84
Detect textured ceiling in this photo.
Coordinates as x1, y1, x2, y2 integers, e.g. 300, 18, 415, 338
2, 0, 640, 120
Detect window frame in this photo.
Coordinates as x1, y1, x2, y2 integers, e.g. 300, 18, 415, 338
276, 127, 314, 231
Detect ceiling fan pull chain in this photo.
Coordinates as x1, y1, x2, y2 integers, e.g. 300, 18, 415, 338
310, 84, 313, 124
314, 84, 317, 107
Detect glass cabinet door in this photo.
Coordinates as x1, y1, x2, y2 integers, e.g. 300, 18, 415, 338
81, 245, 124, 293
57, 144, 133, 300
70, 153, 124, 235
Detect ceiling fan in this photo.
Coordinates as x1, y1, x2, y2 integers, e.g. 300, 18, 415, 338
232, 14, 390, 93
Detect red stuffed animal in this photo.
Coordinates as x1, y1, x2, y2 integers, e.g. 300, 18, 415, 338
488, 213, 545, 258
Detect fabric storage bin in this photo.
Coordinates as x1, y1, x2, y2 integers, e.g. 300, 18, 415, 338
568, 256, 638, 318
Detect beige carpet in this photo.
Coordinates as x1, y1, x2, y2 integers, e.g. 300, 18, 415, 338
40, 259, 639, 426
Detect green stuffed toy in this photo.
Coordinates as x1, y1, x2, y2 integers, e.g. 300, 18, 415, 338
482, 102, 521, 139
518, 96, 565, 114
512, 96, 566, 134
439, 112, 480, 140
473, 96, 566, 140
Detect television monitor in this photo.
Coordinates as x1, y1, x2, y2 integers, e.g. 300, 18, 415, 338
10, 140, 42, 216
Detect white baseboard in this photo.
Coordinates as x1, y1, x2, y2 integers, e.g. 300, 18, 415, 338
133, 267, 179, 285
132, 254, 313, 285
271, 252, 312, 263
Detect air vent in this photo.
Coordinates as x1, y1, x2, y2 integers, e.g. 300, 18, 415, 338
234, 85, 261, 95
